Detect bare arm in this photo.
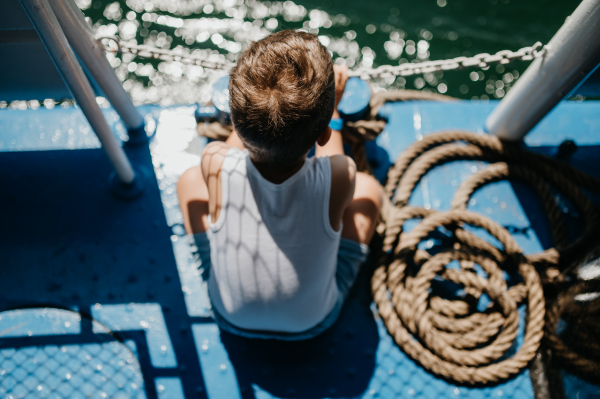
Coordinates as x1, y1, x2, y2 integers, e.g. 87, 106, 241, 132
315, 65, 349, 158
200, 141, 231, 223
328, 154, 357, 231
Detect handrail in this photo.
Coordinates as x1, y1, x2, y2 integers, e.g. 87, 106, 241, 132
485, 0, 600, 141
50, 0, 144, 131
19, 0, 136, 184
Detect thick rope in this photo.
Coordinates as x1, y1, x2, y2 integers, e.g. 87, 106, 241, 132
374, 130, 600, 384
374, 207, 545, 384
384, 131, 600, 276
545, 279, 600, 383
197, 120, 233, 141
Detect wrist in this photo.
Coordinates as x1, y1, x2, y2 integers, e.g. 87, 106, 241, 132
332, 109, 340, 119
329, 117, 343, 132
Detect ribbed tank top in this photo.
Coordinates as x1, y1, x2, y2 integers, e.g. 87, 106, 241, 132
207, 147, 341, 333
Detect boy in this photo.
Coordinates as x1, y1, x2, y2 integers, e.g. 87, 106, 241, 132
177, 30, 382, 339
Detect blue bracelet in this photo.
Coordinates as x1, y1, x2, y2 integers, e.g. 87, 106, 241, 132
329, 118, 343, 131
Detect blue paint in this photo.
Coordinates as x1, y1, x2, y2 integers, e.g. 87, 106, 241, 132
338, 77, 372, 122
380, 101, 600, 160
126, 123, 150, 146
357, 304, 534, 399
108, 163, 148, 200
0, 107, 107, 152
365, 139, 392, 184
562, 372, 600, 399
191, 323, 241, 399
231, 304, 532, 399
0, 340, 146, 399
91, 303, 177, 368
1, 99, 599, 399
172, 236, 212, 318
155, 377, 186, 399
0, 309, 80, 338
379, 99, 599, 399
573, 62, 600, 98
382, 99, 596, 255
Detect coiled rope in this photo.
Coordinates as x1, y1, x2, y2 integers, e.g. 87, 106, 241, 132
545, 278, 600, 383
374, 130, 600, 384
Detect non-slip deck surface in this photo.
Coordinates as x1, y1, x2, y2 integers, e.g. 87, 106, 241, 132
0, 100, 599, 398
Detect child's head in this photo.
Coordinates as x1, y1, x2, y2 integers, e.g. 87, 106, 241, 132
229, 30, 335, 165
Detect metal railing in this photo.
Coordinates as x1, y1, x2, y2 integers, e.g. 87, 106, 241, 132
19, 0, 143, 191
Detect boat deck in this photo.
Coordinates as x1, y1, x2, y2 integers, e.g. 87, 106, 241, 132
0, 100, 599, 399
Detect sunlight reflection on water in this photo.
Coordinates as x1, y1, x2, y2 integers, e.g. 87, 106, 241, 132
60, 1, 572, 106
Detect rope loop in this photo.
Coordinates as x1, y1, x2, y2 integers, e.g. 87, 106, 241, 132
375, 130, 600, 384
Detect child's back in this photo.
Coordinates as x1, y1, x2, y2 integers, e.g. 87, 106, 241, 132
208, 148, 339, 332
178, 30, 382, 340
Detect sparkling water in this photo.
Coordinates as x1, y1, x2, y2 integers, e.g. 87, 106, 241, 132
79, 0, 579, 105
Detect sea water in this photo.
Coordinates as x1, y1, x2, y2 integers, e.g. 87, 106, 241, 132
79, 0, 579, 105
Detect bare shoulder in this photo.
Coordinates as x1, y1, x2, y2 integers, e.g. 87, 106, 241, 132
328, 154, 356, 227
329, 154, 356, 199
200, 141, 231, 179
326, 154, 356, 231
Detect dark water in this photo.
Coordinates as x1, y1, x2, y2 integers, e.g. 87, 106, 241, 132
80, 0, 578, 104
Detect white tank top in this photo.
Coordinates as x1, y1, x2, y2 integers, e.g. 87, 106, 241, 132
207, 147, 341, 333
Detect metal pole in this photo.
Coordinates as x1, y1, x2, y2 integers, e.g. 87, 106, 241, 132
50, 0, 144, 131
485, 0, 600, 141
19, 0, 135, 184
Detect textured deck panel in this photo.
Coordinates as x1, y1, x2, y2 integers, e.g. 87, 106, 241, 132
0, 100, 599, 398
1, 338, 146, 399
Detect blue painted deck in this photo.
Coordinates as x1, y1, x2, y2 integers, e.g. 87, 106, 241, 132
0, 99, 599, 399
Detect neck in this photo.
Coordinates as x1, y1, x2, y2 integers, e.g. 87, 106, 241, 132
250, 157, 306, 184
